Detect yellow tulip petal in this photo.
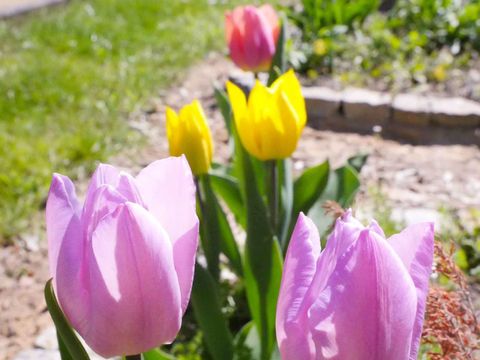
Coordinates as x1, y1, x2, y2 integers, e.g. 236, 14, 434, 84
166, 107, 183, 156
273, 70, 307, 130
227, 81, 260, 158
276, 91, 301, 158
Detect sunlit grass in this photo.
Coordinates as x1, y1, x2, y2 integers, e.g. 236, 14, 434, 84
0, 0, 263, 242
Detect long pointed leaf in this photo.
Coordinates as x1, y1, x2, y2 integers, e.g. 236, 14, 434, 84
202, 174, 243, 276
44, 279, 90, 360
191, 263, 234, 360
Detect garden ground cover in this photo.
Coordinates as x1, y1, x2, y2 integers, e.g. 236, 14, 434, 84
0, 0, 258, 243
2, 54, 479, 360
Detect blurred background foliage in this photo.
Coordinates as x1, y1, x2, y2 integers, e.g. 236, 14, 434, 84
287, 0, 480, 95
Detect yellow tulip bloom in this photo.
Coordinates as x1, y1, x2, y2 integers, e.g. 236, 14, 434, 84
166, 100, 213, 175
226, 70, 306, 160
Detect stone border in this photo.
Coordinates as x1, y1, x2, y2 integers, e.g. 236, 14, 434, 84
229, 73, 480, 145
0, 0, 65, 19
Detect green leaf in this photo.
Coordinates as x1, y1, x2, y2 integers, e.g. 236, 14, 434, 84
214, 87, 232, 136
308, 164, 361, 236
209, 172, 246, 229
267, 17, 286, 86
235, 130, 282, 360
44, 279, 90, 360
347, 153, 368, 173
278, 158, 293, 248
234, 321, 261, 360
191, 263, 234, 360
293, 160, 330, 215
143, 348, 176, 360
202, 174, 243, 276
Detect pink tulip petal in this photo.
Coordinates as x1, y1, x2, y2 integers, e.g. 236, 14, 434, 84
83, 202, 182, 357
277, 213, 320, 360
299, 210, 364, 312
243, 6, 275, 71
388, 222, 434, 359
83, 164, 121, 223
85, 163, 120, 195
135, 156, 198, 313
82, 185, 127, 240
46, 173, 81, 280
47, 174, 89, 339
117, 172, 146, 207
308, 229, 417, 360
259, 4, 280, 41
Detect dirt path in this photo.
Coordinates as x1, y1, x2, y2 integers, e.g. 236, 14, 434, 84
1, 53, 479, 359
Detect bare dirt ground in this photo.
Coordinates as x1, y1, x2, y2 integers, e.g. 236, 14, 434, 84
1, 53, 479, 359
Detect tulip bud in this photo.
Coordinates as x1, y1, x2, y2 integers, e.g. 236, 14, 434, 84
276, 211, 434, 360
46, 157, 199, 357
166, 100, 213, 176
225, 4, 280, 72
226, 70, 306, 160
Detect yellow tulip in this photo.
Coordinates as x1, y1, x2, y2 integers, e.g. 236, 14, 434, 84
166, 100, 213, 175
226, 70, 306, 160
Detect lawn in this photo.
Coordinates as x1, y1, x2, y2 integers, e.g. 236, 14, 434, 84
0, 0, 255, 242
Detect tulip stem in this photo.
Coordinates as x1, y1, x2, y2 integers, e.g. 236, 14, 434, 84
254, 72, 259, 80
267, 160, 279, 235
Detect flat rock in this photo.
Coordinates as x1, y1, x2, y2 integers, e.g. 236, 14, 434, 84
392, 93, 431, 126
430, 97, 480, 127
302, 86, 341, 120
342, 87, 392, 127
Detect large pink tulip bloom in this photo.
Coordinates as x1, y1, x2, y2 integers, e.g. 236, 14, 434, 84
225, 4, 280, 72
276, 211, 434, 360
46, 156, 199, 357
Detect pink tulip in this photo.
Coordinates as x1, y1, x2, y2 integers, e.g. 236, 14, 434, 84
46, 156, 199, 357
276, 211, 434, 360
225, 4, 280, 72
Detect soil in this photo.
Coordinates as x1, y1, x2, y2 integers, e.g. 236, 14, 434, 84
1, 52, 479, 359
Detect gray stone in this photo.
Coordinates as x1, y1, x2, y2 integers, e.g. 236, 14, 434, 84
302, 86, 341, 120
430, 97, 480, 127
342, 87, 392, 128
385, 123, 425, 143
392, 94, 431, 126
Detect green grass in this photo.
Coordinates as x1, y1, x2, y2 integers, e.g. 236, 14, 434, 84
0, 0, 261, 242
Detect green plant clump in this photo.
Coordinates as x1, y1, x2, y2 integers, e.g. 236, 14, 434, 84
288, 0, 480, 92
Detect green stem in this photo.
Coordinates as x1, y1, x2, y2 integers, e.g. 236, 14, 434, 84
253, 72, 259, 80
125, 355, 141, 360
267, 160, 279, 236
195, 175, 220, 280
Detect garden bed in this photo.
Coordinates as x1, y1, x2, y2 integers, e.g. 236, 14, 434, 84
3, 54, 480, 360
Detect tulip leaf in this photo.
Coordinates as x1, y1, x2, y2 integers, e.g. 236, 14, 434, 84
347, 153, 368, 173
201, 174, 243, 276
44, 279, 90, 360
209, 172, 246, 229
234, 131, 283, 360
278, 158, 293, 248
214, 87, 232, 136
267, 16, 286, 86
234, 321, 261, 360
191, 263, 234, 360
308, 164, 361, 236
143, 348, 176, 360
293, 160, 330, 215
